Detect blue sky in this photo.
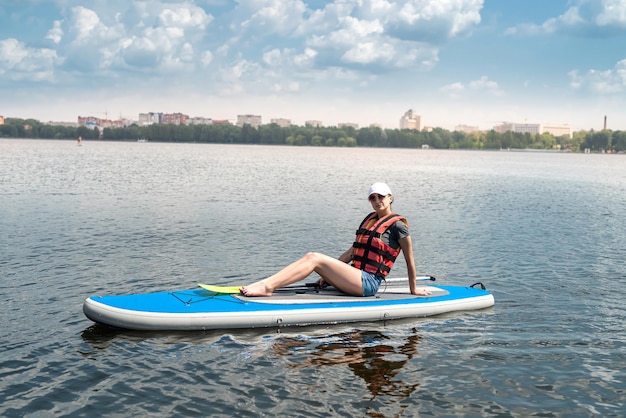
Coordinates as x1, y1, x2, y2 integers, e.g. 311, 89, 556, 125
1, 0, 625, 131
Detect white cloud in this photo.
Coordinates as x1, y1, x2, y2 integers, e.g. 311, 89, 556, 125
506, 0, 626, 36
400, 0, 481, 31
293, 48, 317, 67
1, 0, 485, 92
118, 36, 159, 68
295, 0, 482, 71
238, 0, 306, 33
71, 6, 120, 44
440, 81, 464, 98
0, 38, 60, 82
308, 16, 392, 66
385, 0, 483, 41
469, 75, 501, 93
159, 5, 212, 29
343, 41, 395, 64
595, 0, 626, 26
569, 58, 626, 93
261, 47, 317, 71
50, 3, 216, 74
46, 20, 64, 44
440, 76, 502, 98
272, 80, 300, 93
262, 48, 282, 66
201, 50, 213, 66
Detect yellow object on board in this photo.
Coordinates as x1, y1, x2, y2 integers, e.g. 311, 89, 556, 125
198, 284, 241, 294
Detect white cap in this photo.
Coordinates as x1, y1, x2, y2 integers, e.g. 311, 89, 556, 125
368, 182, 392, 197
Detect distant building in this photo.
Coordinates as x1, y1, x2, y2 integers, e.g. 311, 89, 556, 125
237, 114, 262, 128
494, 122, 540, 135
455, 124, 479, 134
541, 124, 572, 138
47, 121, 78, 127
121, 117, 137, 126
139, 112, 162, 125
187, 117, 213, 125
0, 115, 4, 125
494, 122, 572, 138
305, 120, 323, 127
161, 113, 189, 125
399, 109, 422, 130
212, 119, 231, 125
270, 118, 291, 128
78, 115, 125, 128
338, 122, 359, 129
78, 116, 99, 126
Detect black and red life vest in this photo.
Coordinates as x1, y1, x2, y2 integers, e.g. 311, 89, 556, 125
351, 212, 407, 277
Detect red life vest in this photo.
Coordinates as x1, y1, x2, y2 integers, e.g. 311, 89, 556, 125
352, 212, 407, 277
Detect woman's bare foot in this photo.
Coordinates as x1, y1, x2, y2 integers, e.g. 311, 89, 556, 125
240, 281, 273, 297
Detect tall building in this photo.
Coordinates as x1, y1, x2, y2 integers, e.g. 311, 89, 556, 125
138, 112, 162, 125
237, 114, 262, 128
0, 115, 4, 125
161, 113, 189, 125
399, 109, 422, 130
270, 118, 291, 128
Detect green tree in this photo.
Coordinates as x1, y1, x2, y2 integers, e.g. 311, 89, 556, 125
240, 124, 260, 144
337, 136, 357, 147
258, 123, 285, 144
356, 127, 383, 147
484, 130, 500, 149
612, 130, 626, 152
583, 130, 611, 151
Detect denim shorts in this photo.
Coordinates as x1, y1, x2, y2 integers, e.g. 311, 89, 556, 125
361, 270, 383, 297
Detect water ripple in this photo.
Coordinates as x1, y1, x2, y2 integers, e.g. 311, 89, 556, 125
1, 141, 625, 417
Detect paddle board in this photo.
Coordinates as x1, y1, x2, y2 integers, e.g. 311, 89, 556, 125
83, 278, 494, 331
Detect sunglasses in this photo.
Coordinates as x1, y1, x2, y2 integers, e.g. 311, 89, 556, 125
368, 194, 388, 201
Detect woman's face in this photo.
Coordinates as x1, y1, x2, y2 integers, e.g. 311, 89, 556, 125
368, 194, 392, 211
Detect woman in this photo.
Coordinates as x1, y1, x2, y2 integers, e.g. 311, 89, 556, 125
240, 182, 431, 297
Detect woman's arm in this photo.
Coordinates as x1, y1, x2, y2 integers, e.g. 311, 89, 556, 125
338, 246, 353, 263
398, 236, 430, 296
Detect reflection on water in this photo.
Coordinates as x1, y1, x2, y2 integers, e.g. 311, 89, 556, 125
80, 323, 424, 404
272, 329, 422, 400
79, 324, 240, 353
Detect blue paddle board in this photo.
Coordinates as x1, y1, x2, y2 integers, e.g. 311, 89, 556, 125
83, 278, 494, 330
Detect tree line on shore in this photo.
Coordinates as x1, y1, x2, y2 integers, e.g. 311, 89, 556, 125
2, 117, 625, 152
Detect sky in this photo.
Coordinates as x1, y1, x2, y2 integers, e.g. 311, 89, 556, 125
1, 0, 625, 131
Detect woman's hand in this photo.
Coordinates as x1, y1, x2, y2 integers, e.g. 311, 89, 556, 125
411, 287, 431, 296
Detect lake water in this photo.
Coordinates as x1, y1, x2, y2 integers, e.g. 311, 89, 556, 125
1, 139, 624, 417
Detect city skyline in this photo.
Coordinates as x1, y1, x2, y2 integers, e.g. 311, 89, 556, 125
1, 1, 625, 131
5, 109, 576, 136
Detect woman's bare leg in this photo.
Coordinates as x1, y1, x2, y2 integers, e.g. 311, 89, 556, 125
240, 252, 364, 297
